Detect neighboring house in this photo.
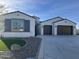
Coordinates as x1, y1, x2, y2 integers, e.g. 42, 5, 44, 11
0, 11, 38, 37
38, 17, 76, 35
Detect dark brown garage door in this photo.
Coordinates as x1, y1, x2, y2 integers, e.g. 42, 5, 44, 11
57, 25, 73, 35
43, 25, 52, 35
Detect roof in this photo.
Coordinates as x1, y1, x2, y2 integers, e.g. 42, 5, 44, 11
40, 17, 64, 23
40, 16, 76, 24
0, 11, 37, 19
53, 19, 76, 24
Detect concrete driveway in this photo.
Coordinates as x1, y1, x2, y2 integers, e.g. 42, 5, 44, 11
38, 35, 79, 59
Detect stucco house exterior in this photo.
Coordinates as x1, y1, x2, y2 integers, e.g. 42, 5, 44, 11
0, 11, 37, 37
38, 17, 76, 35
0, 11, 77, 37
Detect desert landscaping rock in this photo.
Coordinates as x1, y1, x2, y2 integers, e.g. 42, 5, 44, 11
0, 37, 42, 59
11, 44, 21, 50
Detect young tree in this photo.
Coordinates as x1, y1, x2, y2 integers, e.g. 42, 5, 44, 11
0, 4, 9, 38
0, 4, 8, 15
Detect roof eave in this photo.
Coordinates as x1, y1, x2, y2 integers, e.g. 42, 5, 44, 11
0, 11, 37, 19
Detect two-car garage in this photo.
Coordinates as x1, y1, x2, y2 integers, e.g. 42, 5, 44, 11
43, 25, 73, 35
39, 17, 76, 35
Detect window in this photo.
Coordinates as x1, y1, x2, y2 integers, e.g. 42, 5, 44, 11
11, 19, 24, 32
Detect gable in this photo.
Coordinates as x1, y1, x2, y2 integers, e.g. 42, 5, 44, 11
54, 19, 76, 26
3, 11, 33, 18
40, 17, 63, 25
1, 11, 35, 20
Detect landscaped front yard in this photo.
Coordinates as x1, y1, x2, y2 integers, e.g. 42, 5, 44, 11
0, 38, 26, 51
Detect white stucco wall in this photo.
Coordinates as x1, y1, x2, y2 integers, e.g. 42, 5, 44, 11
0, 12, 36, 37
54, 20, 76, 35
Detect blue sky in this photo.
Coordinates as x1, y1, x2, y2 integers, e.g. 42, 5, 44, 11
0, 0, 79, 28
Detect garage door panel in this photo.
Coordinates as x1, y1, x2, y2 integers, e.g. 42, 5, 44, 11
43, 25, 52, 35
57, 25, 73, 35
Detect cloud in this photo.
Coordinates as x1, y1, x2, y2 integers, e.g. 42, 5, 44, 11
0, 0, 79, 27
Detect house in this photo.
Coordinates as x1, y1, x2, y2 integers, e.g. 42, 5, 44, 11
38, 17, 76, 35
0, 11, 77, 37
0, 11, 39, 37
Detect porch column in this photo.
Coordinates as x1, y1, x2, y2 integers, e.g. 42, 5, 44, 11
73, 26, 76, 35
41, 25, 43, 35
52, 24, 54, 35
54, 25, 57, 35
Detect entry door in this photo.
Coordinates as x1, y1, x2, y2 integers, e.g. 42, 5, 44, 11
57, 25, 73, 35
43, 25, 52, 35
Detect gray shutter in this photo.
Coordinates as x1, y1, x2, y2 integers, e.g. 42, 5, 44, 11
24, 20, 30, 32
5, 19, 11, 32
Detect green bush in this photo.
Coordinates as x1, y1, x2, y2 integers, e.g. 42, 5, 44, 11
0, 38, 26, 51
